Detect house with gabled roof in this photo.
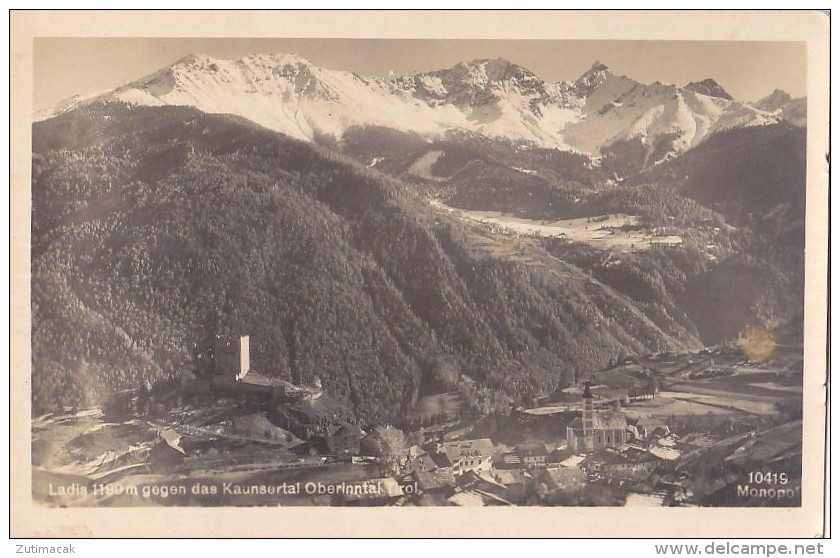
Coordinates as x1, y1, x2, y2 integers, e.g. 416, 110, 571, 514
539, 466, 586, 492
438, 438, 494, 475
514, 442, 549, 468
326, 424, 363, 458
412, 469, 457, 498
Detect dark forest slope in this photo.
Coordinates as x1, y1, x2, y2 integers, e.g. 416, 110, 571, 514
31, 103, 695, 422
633, 124, 806, 344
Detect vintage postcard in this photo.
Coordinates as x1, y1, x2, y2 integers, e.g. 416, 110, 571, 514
10, 10, 829, 537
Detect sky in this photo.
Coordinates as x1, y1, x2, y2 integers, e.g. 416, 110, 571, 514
33, 38, 807, 111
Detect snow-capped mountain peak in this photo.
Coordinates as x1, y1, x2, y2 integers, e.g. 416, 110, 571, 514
580, 60, 614, 79
38, 52, 794, 160
684, 78, 733, 100
407, 58, 548, 105
752, 89, 806, 127
572, 60, 616, 97
754, 89, 793, 111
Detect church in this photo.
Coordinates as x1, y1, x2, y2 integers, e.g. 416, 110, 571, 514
566, 382, 629, 453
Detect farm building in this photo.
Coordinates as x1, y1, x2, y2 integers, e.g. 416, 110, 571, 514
326, 424, 363, 458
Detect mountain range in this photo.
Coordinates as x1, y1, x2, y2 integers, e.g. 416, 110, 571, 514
31, 52, 807, 425
37, 53, 805, 165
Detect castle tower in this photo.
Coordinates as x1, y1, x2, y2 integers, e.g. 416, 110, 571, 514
581, 381, 595, 452
214, 335, 250, 381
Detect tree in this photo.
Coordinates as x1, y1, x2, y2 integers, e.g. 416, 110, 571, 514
407, 427, 425, 447
629, 379, 641, 401
364, 425, 407, 476
644, 376, 659, 400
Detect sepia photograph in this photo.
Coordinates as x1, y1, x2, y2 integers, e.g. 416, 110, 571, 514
10, 9, 829, 538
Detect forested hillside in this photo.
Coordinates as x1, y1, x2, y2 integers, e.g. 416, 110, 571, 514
634, 123, 806, 228
632, 123, 807, 343
32, 103, 695, 422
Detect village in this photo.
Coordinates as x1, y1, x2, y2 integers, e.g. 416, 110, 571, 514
32, 332, 803, 508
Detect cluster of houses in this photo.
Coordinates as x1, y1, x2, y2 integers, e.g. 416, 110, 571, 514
301, 381, 724, 506
156, 335, 782, 506
317, 405, 794, 506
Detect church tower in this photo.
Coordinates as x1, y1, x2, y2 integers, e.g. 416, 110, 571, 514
581, 381, 595, 452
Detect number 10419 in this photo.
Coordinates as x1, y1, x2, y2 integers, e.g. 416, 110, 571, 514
748, 471, 788, 485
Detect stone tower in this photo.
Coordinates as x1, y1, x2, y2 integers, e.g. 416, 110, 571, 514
214, 335, 250, 381
581, 381, 595, 452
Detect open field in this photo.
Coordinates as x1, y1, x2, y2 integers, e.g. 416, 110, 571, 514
675, 369, 801, 397
32, 405, 372, 507
631, 392, 782, 420
749, 382, 801, 393
522, 404, 578, 416
430, 199, 682, 253
523, 362, 798, 424
32, 409, 156, 472
418, 392, 466, 421
408, 150, 446, 182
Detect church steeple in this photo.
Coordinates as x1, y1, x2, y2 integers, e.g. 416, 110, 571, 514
582, 381, 594, 442
567, 379, 629, 454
